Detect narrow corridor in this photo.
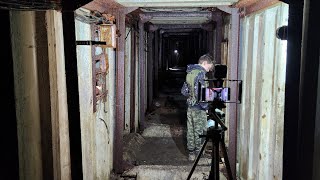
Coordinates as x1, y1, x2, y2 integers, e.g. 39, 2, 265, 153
2, 1, 319, 180
121, 76, 228, 179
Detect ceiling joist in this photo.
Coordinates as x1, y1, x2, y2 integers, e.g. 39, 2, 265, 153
114, 0, 239, 7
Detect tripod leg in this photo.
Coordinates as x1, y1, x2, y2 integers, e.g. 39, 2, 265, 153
208, 134, 220, 180
220, 141, 233, 180
187, 137, 209, 180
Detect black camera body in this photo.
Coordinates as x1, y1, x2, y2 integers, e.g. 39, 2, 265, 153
198, 64, 242, 106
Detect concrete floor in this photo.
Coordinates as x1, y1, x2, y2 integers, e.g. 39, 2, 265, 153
122, 76, 229, 180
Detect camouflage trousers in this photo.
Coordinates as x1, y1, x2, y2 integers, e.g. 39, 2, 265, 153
186, 108, 207, 151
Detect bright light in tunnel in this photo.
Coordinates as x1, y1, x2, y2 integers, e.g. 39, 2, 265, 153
174, 49, 178, 54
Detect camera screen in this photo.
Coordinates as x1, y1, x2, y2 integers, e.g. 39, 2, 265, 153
205, 87, 230, 102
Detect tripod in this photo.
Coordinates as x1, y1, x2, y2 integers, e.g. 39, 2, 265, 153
187, 110, 233, 180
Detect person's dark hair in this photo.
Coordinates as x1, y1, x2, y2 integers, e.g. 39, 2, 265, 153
198, 53, 215, 64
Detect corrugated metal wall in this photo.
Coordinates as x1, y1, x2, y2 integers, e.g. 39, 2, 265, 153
238, 3, 288, 180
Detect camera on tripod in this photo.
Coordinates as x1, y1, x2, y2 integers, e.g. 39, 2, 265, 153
198, 64, 242, 130
187, 64, 242, 180
198, 64, 242, 107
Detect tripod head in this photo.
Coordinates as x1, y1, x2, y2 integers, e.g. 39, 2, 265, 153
207, 101, 227, 132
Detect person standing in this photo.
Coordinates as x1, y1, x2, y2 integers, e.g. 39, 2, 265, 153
181, 53, 215, 161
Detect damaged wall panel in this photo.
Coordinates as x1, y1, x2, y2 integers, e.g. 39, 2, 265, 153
75, 14, 115, 179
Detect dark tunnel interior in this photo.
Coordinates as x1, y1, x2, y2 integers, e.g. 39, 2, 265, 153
158, 28, 211, 94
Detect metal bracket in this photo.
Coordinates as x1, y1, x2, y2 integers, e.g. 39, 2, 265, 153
76, 41, 106, 45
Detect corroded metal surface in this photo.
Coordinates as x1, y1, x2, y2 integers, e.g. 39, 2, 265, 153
83, 0, 123, 11
114, 9, 126, 173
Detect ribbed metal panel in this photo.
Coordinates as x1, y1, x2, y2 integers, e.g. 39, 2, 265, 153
238, 3, 288, 180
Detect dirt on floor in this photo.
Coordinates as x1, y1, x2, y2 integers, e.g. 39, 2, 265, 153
123, 91, 191, 166
121, 76, 234, 179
